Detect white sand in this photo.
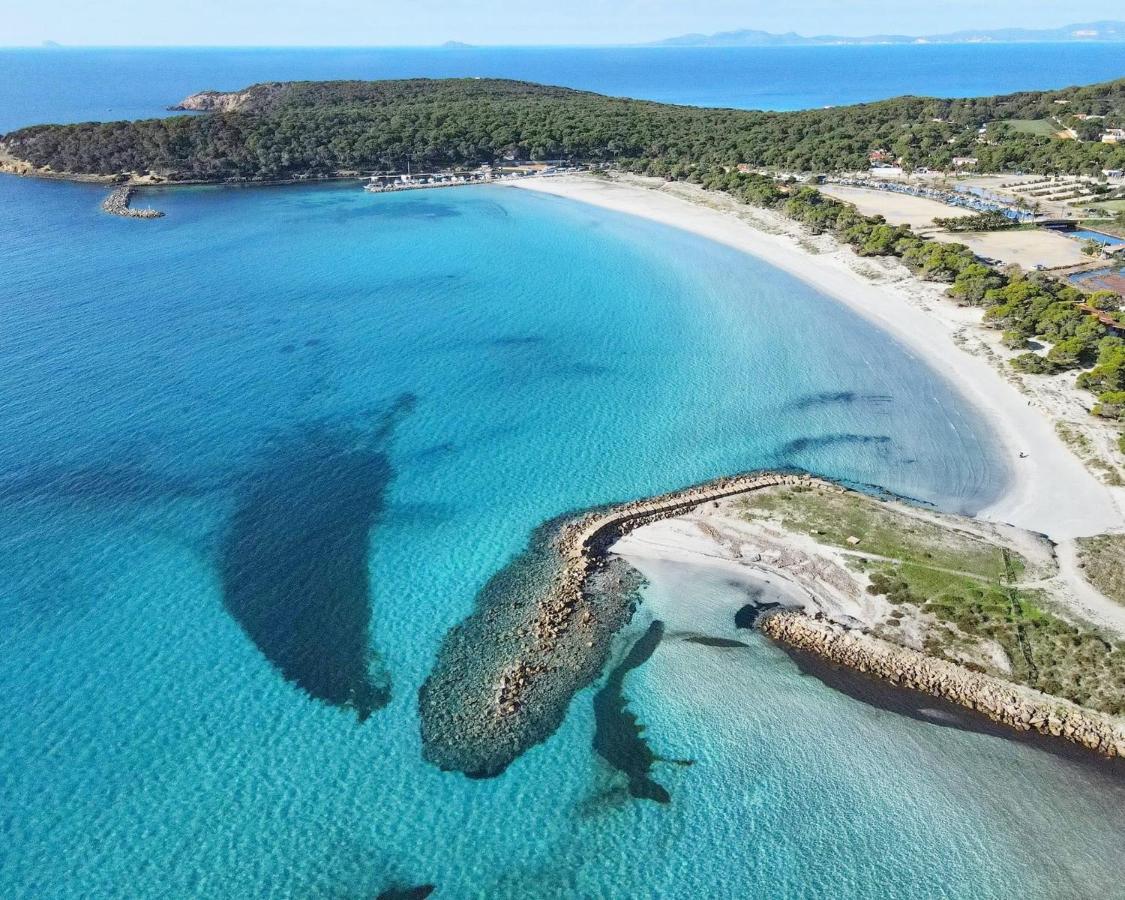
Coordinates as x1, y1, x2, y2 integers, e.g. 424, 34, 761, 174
510, 175, 1125, 542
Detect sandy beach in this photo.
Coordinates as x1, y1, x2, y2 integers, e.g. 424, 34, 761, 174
510, 174, 1125, 544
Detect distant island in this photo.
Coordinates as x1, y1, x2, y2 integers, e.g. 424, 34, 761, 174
650, 20, 1125, 47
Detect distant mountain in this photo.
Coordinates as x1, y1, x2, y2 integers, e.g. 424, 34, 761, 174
650, 21, 1125, 47
439, 41, 475, 49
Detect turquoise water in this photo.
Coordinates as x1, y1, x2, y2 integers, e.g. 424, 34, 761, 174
2, 173, 1124, 898
3, 43, 1125, 132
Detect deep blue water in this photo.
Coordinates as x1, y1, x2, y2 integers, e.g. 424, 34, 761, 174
2, 43, 1125, 132
2, 48, 1125, 899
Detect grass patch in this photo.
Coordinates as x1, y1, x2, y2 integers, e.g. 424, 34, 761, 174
1076, 534, 1125, 607
1055, 422, 1124, 485
1088, 199, 1125, 214
740, 485, 1125, 714
997, 119, 1059, 137
737, 485, 1023, 579
869, 562, 1125, 714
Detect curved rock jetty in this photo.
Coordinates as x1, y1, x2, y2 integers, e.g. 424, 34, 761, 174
101, 186, 164, 218
762, 611, 1125, 758
420, 470, 814, 776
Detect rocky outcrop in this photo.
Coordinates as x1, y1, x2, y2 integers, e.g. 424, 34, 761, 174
171, 89, 252, 112
101, 186, 164, 218
170, 83, 288, 113
761, 611, 1125, 758
420, 470, 819, 776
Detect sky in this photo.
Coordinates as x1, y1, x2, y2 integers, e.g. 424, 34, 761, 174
2, 0, 1122, 46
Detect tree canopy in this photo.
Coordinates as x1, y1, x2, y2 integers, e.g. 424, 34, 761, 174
4, 77, 1125, 182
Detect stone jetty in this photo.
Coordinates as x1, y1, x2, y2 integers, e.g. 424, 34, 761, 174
421, 467, 1125, 773
420, 470, 815, 776
762, 611, 1125, 758
101, 186, 164, 218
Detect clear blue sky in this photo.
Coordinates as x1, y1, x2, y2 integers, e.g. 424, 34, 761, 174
4, 1, 1122, 46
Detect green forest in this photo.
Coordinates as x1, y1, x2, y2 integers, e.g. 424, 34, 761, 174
3, 76, 1125, 181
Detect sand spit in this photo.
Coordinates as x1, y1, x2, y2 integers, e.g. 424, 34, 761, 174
762, 611, 1125, 757
423, 467, 1124, 772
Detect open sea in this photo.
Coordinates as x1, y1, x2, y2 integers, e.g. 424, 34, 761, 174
1, 46, 1123, 899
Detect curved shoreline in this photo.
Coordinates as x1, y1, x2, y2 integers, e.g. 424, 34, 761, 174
510, 174, 1125, 542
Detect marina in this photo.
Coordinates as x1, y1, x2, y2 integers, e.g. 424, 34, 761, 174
363, 163, 587, 193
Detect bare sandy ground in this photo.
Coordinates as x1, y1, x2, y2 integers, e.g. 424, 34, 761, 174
615, 494, 1125, 639
819, 183, 1089, 267
953, 230, 1090, 268
818, 184, 955, 231
509, 174, 1125, 542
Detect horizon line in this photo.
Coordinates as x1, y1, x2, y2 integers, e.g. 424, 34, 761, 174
5, 38, 1125, 50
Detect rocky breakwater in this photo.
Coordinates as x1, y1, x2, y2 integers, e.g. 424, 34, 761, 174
762, 611, 1125, 758
420, 470, 815, 777
101, 186, 164, 219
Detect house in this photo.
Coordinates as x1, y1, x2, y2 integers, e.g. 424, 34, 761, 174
868, 148, 893, 163
952, 157, 979, 168
1102, 129, 1125, 144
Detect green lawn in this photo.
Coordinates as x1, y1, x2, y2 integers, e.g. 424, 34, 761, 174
996, 118, 1059, 138
738, 485, 1125, 713
1088, 199, 1125, 217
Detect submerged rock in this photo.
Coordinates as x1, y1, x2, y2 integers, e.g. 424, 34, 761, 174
592, 620, 684, 803
419, 471, 814, 777
218, 394, 414, 719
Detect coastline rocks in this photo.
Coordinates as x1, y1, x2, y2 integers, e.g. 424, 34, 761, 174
761, 611, 1125, 758
419, 470, 816, 777
170, 84, 286, 113
101, 186, 164, 219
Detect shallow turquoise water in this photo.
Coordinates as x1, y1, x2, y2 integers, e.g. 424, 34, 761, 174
1, 176, 1121, 898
